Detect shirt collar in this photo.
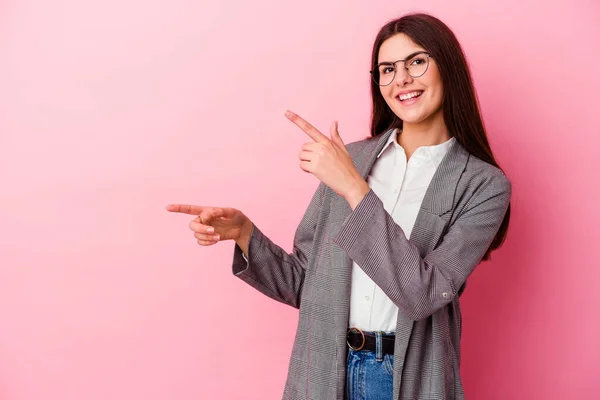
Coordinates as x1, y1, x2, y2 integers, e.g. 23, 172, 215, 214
376, 128, 456, 168
376, 128, 402, 158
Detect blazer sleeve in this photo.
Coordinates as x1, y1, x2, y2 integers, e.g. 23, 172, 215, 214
231, 183, 325, 309
334, 173, 511, 321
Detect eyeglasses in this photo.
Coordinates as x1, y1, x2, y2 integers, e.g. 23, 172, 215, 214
370, 51, 432, 86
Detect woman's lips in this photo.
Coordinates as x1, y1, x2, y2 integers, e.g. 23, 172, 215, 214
397, 90, 423, 106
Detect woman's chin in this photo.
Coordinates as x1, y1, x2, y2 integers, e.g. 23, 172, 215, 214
396, 113, 426, 125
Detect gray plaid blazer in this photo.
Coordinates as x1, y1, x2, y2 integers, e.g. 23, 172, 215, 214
232, 128, 511, 400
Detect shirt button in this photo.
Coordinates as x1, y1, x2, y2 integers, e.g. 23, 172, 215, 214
442, 292, 449, 298
365, 296, 370, 301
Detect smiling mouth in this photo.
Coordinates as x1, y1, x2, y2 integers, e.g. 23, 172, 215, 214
398, 91, 423, 102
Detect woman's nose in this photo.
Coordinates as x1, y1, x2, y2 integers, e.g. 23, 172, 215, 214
394, 67, 412, 86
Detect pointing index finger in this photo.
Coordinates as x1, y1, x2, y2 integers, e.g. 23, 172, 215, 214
166, 204, 204, 215
285, 110, 328, 143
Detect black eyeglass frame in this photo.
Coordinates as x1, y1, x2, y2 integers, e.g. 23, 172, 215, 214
370, 51, 432, 86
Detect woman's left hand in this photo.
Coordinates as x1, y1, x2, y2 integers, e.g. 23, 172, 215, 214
285, 110, 370, 209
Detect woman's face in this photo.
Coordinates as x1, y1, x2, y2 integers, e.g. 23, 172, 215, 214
377, 33, 444, 126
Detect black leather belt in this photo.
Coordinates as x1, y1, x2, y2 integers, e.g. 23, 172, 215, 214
346, 328, 395, 355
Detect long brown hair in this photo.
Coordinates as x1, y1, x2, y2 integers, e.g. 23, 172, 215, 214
369, 12, 510, 260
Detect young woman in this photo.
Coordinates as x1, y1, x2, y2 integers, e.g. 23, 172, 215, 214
167, 12, 511, 400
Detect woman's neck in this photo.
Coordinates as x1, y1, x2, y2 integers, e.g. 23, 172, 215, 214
397, 116, 450, 160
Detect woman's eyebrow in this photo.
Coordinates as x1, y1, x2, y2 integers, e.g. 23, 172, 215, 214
378, 51, 426, 64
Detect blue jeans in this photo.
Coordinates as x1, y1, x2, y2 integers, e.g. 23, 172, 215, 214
346, 332, 394, 400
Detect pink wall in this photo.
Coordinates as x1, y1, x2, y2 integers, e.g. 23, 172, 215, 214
1, 0, 599, 399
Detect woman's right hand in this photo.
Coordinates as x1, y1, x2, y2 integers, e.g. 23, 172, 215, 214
166, 204, 253, 253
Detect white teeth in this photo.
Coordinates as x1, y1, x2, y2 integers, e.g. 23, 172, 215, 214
399, 91, 423, 101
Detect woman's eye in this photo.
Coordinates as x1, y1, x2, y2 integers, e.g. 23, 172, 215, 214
382, 67, 394, 74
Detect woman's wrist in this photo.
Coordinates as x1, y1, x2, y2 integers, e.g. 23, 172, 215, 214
344, 179, 370, 210
235, 216, 253, 255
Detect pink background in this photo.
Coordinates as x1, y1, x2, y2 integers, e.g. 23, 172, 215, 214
1, 0, 599, 399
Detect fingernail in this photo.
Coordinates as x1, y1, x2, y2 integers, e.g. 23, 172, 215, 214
213, 235, 220, 241
285, 110, 292, 117
206, 227, 214, 233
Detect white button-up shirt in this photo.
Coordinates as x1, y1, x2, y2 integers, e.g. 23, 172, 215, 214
349, 129, 455, 332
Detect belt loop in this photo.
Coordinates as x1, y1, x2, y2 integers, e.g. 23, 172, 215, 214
375, 331, 383, 362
